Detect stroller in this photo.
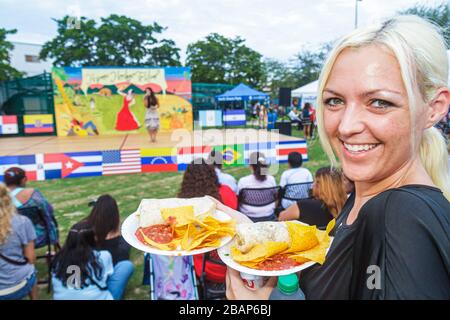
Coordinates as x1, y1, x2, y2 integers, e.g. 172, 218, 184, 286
143, 253, 199, 300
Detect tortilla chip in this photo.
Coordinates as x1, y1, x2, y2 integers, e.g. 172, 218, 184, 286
161, 205, 195, 226
231, 241, 289, 263
283, 222, 319, 254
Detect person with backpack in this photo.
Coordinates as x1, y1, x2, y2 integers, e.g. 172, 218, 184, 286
4, 167, 59, 248
51, 222, 133, 300
0, 183, 38, 300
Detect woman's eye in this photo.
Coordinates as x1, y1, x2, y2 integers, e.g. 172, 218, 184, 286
371, 99, 394, 108
324, 98, 344, 107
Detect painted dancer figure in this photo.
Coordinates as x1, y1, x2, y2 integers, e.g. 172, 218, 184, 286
115, 89, 140, 131
143, 88, 160, 143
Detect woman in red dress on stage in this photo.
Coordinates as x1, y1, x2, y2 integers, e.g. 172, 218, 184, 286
115, 89, 140, 131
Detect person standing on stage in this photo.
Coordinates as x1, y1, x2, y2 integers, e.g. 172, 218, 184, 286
143, 88, 160, 143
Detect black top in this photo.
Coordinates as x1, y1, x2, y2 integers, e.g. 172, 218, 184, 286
299, 185, 450, 299
96, 236, 131, 266
297, 198, 334, 228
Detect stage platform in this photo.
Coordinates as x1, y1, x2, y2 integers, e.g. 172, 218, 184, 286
0, 129, 308, 181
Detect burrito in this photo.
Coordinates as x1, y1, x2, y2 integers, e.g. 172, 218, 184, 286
235, 222, 290, 253
137, 196, 216, 228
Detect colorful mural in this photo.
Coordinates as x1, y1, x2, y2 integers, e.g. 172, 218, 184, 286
52, 67, 193, 137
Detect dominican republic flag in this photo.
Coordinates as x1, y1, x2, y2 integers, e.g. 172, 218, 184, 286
276, 140, 308, 163
176, 145, 212, 171
141, 147, 178, 173
102, 149, 142, 176
199, 110, 222, 127
223, 109, 246, 126
23, 114, 54, 134
0, 151, 102, 181
0, 116, 18, 134
244, 142, 278, 165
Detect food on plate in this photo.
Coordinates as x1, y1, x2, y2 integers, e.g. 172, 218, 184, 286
134, 197, 235, 251
230, 220, 335, 271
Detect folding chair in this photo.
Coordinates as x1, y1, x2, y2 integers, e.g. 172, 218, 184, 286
17, 206, 61, 293
195, 251, 227, 300
238, 186, 281, 221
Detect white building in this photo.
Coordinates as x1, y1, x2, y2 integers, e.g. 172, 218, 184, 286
9, 41, 53, 76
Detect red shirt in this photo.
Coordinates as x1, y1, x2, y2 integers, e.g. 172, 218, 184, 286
219, 184, 238, 210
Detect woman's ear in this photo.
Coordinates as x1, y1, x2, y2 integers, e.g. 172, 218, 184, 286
425, 87, 450, 128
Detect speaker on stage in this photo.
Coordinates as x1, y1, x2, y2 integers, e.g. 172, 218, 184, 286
279, 87, 291, 106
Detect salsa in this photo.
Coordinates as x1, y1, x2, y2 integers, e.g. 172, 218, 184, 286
256, 254, 301, 271
136, 224, 174, 244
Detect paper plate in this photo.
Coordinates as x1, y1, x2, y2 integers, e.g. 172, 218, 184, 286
217, 223, 334, 277
121, 210, 234, 256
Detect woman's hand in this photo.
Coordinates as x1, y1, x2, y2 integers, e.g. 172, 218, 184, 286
226, 268, 276, 300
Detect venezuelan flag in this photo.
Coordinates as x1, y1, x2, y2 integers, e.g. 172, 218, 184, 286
141, 147, 178, 172
24, 114, 54, 134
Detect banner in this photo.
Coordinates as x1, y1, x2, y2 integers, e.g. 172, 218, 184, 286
199, 110, 222, 127
52, 67, 193, 136
0, 115, 18, 134
23, 114, 54, 134
223, 109, 246, 126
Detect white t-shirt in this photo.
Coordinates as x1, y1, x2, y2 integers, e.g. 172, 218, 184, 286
215, 168, 238, 194
279, 167, 313, 209
237, 174, 277, 218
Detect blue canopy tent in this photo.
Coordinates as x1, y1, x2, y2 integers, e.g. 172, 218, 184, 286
215, 83, 268, 102
214, 83, 269, 127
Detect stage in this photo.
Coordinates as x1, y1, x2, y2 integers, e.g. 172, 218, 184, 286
0, 129, 308, 181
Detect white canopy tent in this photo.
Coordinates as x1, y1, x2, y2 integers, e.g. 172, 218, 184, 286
291, 80, 318, 98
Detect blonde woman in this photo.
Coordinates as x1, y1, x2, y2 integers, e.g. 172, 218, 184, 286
279, 167, 347, 228
226, 15, 450, 299
0, 184, 37, 300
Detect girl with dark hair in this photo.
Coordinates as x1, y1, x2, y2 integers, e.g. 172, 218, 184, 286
84, 195, 132, 266
302, 102, 312, 139
4, 167, 59, 248
144, 87, 160, 143
237, 152, 277, 221
51, 222, 133, 300
178, 158, 237, 209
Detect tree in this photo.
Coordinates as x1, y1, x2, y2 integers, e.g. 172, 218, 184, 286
264, 58, 298, 99
0, 28, 23, 81
186, 33, 266, 88
40, 15, 181, 67
399, 2, 450, 48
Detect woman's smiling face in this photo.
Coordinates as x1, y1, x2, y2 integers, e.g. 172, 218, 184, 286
322, 45, 423, 183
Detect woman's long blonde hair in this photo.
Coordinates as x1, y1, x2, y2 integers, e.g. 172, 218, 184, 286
316, 15, 450, 200
0, 183, 15, 245
313, 167, 347, 218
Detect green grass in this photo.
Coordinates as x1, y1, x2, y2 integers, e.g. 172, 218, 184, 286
28, 129, 329, 300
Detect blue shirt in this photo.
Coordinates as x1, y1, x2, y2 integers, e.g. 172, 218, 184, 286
52, 250, 114, 300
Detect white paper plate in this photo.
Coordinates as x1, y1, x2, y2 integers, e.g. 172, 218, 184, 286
121, 209, 234, 256
217, 222, 334, 277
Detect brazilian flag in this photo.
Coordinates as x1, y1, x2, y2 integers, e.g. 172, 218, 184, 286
213, 144, 244, 166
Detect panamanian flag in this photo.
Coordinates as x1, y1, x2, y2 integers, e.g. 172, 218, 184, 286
0, 116, 18, 135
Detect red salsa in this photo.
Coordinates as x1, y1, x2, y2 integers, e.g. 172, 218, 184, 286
256, 254, 301, 271
136, 224, 174, 244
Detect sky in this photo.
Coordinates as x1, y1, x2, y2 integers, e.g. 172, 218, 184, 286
0, 0, 445, 63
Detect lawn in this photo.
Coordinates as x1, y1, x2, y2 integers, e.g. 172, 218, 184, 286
28, 129, 330, 300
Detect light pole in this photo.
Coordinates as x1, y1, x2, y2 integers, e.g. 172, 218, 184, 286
355, 0, 362, 29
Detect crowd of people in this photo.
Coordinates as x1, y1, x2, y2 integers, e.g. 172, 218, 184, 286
0, 149, 345, 300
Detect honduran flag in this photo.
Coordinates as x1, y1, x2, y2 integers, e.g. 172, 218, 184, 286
141, 147, 178, 173
276, 140, 308, 163
176, 145, 212, 171
0, 116, 18, 135
24, 114, 54, 134
244, 142, 278, 165
223, 109, 246, 126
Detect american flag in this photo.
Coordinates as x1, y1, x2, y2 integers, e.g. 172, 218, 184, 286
102, 149, 142, 176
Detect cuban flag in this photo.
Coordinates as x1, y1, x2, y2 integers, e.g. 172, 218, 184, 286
244, 142, 278, 165
176, 145, 212, 171
0, 116, 18, 135
199, 110, 222, 127
223, 109, 246, 126
276, 140, 308, 163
